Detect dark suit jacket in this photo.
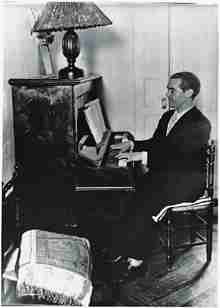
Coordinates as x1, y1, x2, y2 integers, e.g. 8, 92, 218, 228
134, 106, 211, 209
90, 107, 211, 259
107, 107, 211, 259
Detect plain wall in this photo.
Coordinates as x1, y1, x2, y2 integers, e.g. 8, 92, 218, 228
3, 4, 40, 184
54, 3, 218, 139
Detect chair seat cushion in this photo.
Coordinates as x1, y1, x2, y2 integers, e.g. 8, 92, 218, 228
171, 196, 211, 212
152, 196, 211, 222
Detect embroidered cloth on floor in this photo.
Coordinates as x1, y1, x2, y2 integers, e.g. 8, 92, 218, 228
16, 229, 93, 306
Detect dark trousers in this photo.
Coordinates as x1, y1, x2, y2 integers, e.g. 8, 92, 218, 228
104, 170, 205, 259
106, 189, 158, 259
79, 170, 205, 260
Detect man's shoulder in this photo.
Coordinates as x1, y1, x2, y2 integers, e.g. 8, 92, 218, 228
191, 107, 211, 124
187, 107, 211, 133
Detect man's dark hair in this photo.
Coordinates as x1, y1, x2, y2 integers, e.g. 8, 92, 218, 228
170, 71, 201, 100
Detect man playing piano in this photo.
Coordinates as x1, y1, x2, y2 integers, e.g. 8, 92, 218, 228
106, 71, 211, 281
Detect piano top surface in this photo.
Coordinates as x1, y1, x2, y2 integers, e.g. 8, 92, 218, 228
8, 74, 102, 87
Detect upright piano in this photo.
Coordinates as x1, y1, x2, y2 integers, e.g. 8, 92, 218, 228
9, 74, 136, 193
8, 74, 138, 228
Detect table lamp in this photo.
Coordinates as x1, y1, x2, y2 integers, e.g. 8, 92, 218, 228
31, 2, 112, 79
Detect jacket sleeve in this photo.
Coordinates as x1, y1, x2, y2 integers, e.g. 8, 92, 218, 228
134, 113, 168, 152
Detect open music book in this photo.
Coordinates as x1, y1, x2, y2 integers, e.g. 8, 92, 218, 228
84, 98, 107, 144
152, 196, 211, 223
78, 99, 111, 166
79, 98, 131, 168
79, 141, 98, 162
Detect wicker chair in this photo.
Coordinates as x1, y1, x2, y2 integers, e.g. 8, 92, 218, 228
155, 140, 217, 268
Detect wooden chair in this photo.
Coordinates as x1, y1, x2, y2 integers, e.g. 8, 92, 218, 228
156, 140, 217, 269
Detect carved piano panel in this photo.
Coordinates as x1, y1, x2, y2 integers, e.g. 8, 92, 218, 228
9, 75, 102, 174
8, 75, 136, 231
9, 74, 136, 193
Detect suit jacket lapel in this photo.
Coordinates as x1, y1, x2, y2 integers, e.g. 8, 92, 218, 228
166, 107, 197, 136
161, 110, 175, 137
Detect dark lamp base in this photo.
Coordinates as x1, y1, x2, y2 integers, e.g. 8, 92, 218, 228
58, 66, 84, 80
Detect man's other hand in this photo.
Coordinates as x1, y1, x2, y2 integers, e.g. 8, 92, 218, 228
110, 141, 133, 152
116, 152, 143, 162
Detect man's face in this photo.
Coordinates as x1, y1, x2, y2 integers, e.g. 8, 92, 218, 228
166, 78, 186, 110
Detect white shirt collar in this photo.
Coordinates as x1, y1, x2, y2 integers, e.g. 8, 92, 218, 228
166, 106, 194, 136
173, 105, 194, 120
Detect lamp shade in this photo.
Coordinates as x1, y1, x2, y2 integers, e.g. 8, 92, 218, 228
32, 2, 112, 33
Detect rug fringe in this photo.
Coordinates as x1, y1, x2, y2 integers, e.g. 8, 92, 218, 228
17, 282, 83, 306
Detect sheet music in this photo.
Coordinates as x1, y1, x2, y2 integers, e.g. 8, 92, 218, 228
84, 99, 106, 144
80, 146, 98, 162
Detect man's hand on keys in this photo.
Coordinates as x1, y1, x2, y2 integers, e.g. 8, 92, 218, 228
116, 152, 143, 162
110, 141, 133, 153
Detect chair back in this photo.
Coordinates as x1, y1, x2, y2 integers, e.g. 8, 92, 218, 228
205, 140, 216, 198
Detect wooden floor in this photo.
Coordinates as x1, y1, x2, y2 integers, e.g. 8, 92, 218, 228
119, 223, 218, 307
2, 222, 218, 307
92, 221, 218, 307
